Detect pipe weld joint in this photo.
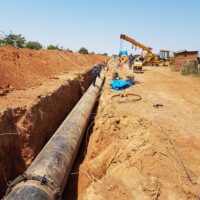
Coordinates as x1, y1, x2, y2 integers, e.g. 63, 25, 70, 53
5, 174, 61, 200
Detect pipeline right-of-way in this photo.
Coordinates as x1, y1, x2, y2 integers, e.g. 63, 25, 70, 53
4, 75, 105, 200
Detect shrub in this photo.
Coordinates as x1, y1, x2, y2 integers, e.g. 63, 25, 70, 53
47, 44, 62, 50
26, 41, 42, 50
181, 60, 200, 76
0, 32, 26, 48
66, 48, 73, 53
79, 47, 88, 54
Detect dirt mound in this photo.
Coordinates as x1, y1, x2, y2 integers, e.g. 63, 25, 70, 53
0, 45, 106, 92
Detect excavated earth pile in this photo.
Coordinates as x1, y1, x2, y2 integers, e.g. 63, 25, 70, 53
0, 46, 107, 197
0, 45, 105, 92
65, 61, 200, 200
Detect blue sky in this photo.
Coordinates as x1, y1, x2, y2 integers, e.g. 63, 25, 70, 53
0, 0, 200, 55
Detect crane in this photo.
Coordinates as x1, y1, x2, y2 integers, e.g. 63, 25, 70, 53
120, 34, 171, 66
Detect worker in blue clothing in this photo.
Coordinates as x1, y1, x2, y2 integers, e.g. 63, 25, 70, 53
97, 64, 101, 77
92, 65, 101, 86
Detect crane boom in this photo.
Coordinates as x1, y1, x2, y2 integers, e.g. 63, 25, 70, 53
120, 34, 158, 62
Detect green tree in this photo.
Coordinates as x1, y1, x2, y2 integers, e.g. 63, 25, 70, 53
47, 44, 62, 50
91, 51, 95, 54
0, 32, 26, 48
26, 41, 42, 50
102, 53, 108, 56
79, 47, 88, 54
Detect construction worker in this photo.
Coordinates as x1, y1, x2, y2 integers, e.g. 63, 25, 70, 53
105, 60, 109, 71
102, 60, 107, 71
97, 64, 102, 77
92, 65, 101, 86
128, 53, 134, 70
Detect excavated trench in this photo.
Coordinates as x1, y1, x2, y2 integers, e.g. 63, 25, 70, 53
2, 61, 200, 199
0, 69, 93, 197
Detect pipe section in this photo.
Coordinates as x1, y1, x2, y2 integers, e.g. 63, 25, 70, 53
5, 76, 104, 200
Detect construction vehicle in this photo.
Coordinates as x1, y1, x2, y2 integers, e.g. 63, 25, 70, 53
119, 50, 128, 63
120, 34, 171, 68
159, 50, 171, 66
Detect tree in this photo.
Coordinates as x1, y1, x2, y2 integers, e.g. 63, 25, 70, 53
91, 51, 95, 54
102, 53, 108, 56
47, 44, 62, 50
66, 48, 73, 53
26, 41, 42, 50
79, 47, 88, 54
0, 32, 26, 48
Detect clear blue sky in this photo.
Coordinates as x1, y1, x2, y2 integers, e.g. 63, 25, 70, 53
0, 0, 199, 55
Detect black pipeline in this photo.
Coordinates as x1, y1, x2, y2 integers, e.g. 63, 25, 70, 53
5, 76, 104, 200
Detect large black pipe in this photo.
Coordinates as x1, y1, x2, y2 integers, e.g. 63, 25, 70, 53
5, 76, 104, 200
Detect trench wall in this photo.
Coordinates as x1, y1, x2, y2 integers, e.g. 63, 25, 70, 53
0, 69, 92, 196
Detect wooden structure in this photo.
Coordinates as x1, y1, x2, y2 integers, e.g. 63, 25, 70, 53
173, 50, 198, 71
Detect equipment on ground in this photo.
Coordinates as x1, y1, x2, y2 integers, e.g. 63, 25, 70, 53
120, 34, 171, 67
126, 75, 135, 83
112, 72, 120, 80
132, 56, 144, 72
110, 79, 133, 91
111, 93, 142, 104
119, 50, 128, 63
133, 61, 143, 72
153, 104, 164, 108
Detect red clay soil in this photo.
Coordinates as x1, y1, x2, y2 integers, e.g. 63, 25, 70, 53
0, 45, 106, 92
65, 63, 200, 200
0, 46, 107, 197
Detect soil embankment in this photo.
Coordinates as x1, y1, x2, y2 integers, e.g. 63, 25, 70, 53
0, 45, 105, 92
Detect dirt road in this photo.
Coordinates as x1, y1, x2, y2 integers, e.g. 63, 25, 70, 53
66, 61, 200, 199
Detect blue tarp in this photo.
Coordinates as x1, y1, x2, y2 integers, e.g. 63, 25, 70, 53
110, 80, 133, 91
119, 50, 128, 55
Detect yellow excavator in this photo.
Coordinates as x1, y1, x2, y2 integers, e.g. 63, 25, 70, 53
120, 34, 171, 69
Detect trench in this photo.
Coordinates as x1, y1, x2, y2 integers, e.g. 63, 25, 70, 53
0, 69, 93, 197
